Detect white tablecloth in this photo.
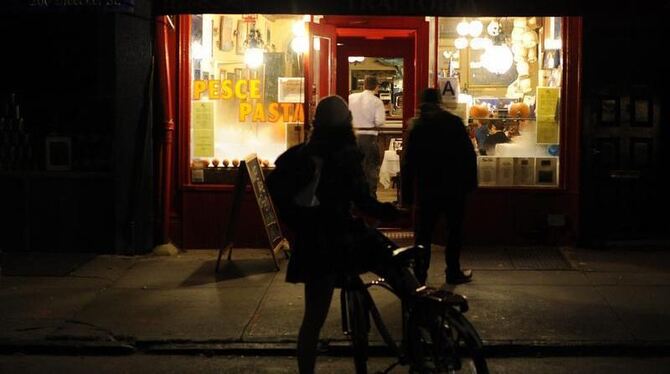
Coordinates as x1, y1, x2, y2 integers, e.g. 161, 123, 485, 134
379, 150, 400, 189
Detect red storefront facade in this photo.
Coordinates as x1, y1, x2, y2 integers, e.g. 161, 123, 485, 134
154, 3, 583, 249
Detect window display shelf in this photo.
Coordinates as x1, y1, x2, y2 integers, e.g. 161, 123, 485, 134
469, 117, 535, 121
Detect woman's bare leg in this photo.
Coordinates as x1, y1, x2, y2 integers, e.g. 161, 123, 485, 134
297, 276, 335, 374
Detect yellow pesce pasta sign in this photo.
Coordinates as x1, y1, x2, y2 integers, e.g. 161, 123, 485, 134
192, 79, 304, 123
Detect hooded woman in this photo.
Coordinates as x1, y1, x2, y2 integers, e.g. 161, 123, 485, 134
267, 95, 413, 373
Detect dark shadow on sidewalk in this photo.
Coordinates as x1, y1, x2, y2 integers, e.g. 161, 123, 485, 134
180, 258, 278, 287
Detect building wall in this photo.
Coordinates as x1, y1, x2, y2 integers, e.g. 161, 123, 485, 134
579, 14, 670, 244
0, 0, 156, 254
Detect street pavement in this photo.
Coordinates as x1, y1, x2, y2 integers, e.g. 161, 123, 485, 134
1, 245, 669, 358
2, 355, 670, 374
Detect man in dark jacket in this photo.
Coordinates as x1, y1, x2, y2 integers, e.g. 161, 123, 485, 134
401, 88, 478, 285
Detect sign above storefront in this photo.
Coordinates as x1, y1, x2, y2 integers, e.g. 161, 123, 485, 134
154, 0, 666, 16
2, 0, 134, 13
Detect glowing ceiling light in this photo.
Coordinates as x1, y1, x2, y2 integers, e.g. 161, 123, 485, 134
456, 19, 470, 36
468, 20, 483, 37
454, 37, 468, 49
481, 45, 514, 74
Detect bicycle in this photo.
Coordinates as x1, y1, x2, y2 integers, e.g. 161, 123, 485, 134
339, 245, 488, 374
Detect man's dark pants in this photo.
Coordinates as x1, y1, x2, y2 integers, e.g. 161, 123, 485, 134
356, 134, 381, 197
413, 196, 467, 284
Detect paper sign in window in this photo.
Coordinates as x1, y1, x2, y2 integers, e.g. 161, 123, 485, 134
536, 87, 560, 120
192, 101, 214, 157
537, 120, 559, 144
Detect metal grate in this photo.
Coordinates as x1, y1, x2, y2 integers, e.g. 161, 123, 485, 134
463, 246, 572, 270
506, 247, 572, 270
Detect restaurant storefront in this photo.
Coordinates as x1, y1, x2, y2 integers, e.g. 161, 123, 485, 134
154, 2, 582, 249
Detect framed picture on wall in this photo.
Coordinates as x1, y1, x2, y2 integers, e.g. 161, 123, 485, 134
278, 77, 305, 103
46, 136, 72, 171
632, 97, 653, 126
235, 20, 245, 55
598, 97, 619, 126
219, 16, 234, 51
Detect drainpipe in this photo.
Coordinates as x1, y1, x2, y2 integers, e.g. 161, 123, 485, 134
156, 16, 176, 246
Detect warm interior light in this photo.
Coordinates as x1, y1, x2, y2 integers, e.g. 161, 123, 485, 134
292, 21, 306, 36
244, 48, 264, 69
313, 37, 321, 51
456, 19, 470, 36
191, 42, 205, 60
468, 20, 483, 37
291, 36, 309, 53
348, 56, 365, 63
481, 45, 514, 74
454, 37, 468, 49
470, 37, 489, 50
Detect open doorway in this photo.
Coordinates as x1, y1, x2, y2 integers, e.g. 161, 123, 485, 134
348, 56, 404, 203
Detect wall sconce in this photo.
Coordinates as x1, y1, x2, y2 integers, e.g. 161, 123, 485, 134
291, 20, 309, 54
348, 56, 365, 64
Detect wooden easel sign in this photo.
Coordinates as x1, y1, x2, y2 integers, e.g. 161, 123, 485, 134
216, 153, 289, 272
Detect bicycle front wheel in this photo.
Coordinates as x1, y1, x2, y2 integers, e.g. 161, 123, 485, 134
439, 308, 488, 374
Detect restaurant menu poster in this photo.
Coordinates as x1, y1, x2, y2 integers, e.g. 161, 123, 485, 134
536, 86, 560, 120
192, 101, 214, 158
537, 119, 559, 144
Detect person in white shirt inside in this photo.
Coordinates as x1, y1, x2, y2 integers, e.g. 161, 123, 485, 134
348, 76, 386, 198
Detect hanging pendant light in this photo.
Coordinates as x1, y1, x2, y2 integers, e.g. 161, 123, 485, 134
456, 18, 471, 36
243, 21, 265, 69
454, 37, 469, 49
481, 44, 514, 74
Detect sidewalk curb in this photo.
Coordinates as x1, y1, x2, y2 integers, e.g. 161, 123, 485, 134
4, 338, 667, 358
0, 339, 136, 355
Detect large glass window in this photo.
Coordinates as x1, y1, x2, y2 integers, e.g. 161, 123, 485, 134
438, 17, 563, 187
189, 14, 307, 184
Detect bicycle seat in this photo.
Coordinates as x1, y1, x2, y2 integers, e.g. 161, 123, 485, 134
417, 288, 469, 313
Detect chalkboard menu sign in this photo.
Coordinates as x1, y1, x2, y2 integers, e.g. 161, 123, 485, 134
245, 154, 283, 248
216, 153, 288, 272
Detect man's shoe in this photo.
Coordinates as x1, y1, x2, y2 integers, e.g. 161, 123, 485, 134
446, 269, 473, 285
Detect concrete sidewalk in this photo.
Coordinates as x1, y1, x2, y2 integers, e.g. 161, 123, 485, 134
1, 246, 669, 356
